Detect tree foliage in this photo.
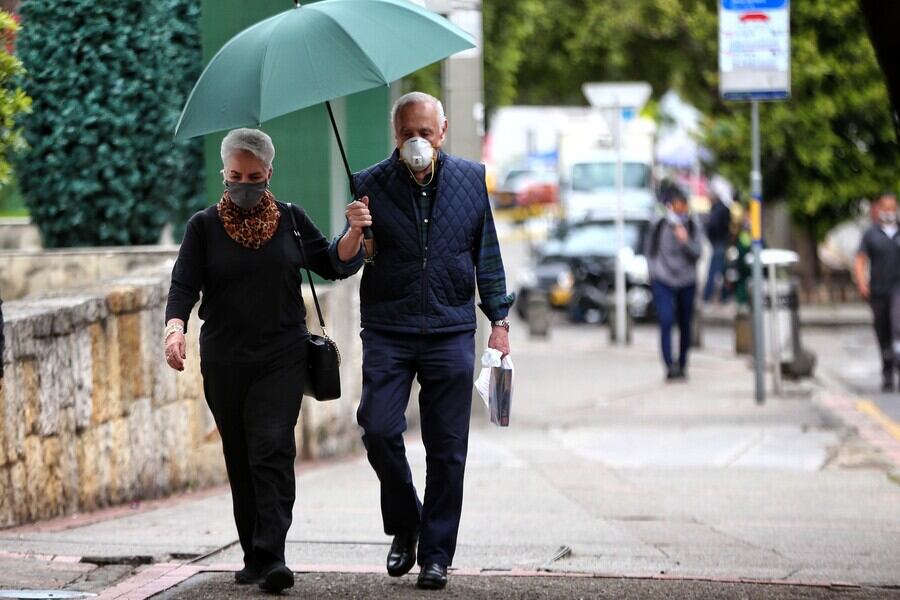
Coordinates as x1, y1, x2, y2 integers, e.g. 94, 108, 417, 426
483, 0, 899, 236
0, 10, 31, 188
15, 0, 202, 247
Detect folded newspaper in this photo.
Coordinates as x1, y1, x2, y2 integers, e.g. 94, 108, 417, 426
474, 348, 513, 427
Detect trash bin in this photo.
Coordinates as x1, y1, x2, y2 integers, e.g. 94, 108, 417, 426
748, 250, 816, 380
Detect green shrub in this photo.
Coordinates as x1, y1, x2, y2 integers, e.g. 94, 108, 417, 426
168, 0, 205, 243
15, 0, 202, 247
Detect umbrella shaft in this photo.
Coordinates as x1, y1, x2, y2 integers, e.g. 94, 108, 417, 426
326, 101, 373, 240
326, 101, 358, 199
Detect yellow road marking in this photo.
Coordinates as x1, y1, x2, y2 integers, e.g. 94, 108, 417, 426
855, 399, 900, 442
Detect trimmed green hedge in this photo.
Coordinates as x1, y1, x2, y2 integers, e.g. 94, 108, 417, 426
15, 0, 203, 247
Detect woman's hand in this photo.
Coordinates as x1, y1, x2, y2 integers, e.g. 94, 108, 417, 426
346, 196, 371, 234
165, 331, 186, 371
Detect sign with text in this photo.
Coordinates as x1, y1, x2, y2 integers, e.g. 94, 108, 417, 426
719, 0, 791, 101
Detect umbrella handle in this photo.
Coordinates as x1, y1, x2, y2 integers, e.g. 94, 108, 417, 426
326, 101, 374, 241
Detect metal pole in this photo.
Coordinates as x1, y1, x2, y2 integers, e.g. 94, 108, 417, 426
750, 101, 766, 404
614, 100, 627, 345
768, 259, 783, 395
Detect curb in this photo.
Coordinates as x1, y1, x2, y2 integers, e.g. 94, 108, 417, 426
813, 368, 900, 473
88, 561, 895, 600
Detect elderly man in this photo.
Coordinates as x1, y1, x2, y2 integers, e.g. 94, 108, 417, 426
350, 91, 514, 590
855, 193, 900, 392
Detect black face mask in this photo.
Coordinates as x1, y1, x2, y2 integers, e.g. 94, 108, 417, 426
225, 180, 267, 209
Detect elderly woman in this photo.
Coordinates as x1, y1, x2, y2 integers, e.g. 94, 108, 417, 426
164, 128, 370, 592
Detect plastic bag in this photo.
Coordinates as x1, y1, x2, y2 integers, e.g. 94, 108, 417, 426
474, 349, 514, 427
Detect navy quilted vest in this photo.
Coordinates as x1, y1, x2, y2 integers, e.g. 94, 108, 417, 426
353, 151, 487, 334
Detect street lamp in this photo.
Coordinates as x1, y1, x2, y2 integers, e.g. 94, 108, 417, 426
581, 82, 652, 346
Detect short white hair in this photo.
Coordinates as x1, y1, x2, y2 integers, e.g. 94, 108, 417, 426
390, 91, 446, 131
220, 128, 275, 168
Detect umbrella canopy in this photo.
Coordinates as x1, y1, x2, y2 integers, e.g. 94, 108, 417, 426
174, 0, 475, 140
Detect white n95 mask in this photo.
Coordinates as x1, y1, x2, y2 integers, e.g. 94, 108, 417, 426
400, 137, 434, 172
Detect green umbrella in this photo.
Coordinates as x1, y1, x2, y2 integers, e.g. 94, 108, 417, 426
174, 0, 474, 201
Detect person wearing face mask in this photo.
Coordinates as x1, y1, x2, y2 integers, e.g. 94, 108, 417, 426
855, 193, 900, 392
646, 186, 704, 381
163, 128, 371, 592
350, 91, 514, 590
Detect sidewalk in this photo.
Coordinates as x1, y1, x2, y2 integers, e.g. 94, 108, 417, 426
1, 323, 898, 598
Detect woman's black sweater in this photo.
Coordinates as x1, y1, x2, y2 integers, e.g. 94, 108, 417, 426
165, 202, 362, 365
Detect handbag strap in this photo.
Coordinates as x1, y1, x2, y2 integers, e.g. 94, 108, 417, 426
280, 201, 328, 334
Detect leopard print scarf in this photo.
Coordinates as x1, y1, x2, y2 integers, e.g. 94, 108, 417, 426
217, 189, 281, 249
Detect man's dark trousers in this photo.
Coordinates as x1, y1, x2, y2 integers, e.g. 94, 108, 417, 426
356, 328, 476, 568
870, 292, 899, 381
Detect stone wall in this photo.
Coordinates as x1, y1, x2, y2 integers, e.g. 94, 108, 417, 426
0, 218, 41, 251
0, 267, 363, 528
0, 246, 179, 301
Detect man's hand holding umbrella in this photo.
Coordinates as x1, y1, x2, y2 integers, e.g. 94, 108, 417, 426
338, 195, 372, 261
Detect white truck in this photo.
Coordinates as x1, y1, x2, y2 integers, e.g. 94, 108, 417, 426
557, 116, 657, 222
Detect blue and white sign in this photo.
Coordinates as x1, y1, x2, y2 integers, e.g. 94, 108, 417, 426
719, 0, 790, 101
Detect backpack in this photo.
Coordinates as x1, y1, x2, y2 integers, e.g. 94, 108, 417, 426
648, 217, 695, 258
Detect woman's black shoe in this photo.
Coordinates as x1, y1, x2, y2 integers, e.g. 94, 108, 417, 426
416, 563, 448, 590
258, 563, 294, 593
235, 565, 263, 585
386, 530, 418, 577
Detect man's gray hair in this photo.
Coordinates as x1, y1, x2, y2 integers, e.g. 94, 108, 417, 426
220, 128, 275, 168
390, 91, 446, 130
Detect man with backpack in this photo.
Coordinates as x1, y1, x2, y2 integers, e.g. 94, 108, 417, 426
646, 187, 704, 381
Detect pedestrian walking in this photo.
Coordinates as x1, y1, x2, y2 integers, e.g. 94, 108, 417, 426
854, 193, 900, 392
647, 187, 703, 381
163, 128, 370, 592
353, 91, 514, 590
702, 178, 733, 303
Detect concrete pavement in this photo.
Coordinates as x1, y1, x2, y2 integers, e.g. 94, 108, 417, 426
0, 319, 898, 598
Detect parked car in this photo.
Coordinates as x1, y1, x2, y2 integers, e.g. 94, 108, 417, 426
492, 168, 559, 210
516, 217, 655, 324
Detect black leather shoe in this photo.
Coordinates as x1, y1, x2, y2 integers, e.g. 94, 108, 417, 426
258, 562, 294, 593
416, 563, 448, 590
386, 530, 418, 577
665, 365, 685, 382
235, 564, 263, 585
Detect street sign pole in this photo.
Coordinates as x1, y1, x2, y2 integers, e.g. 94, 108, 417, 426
581, 82, 651, 347
719, 0, 790, 404
614, 99, 627, 345
750, 101, 766, 404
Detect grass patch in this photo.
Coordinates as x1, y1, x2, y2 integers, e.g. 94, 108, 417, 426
0, 207, 29, 218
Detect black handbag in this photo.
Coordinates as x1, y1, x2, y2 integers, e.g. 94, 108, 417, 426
282, 202, 342, 401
